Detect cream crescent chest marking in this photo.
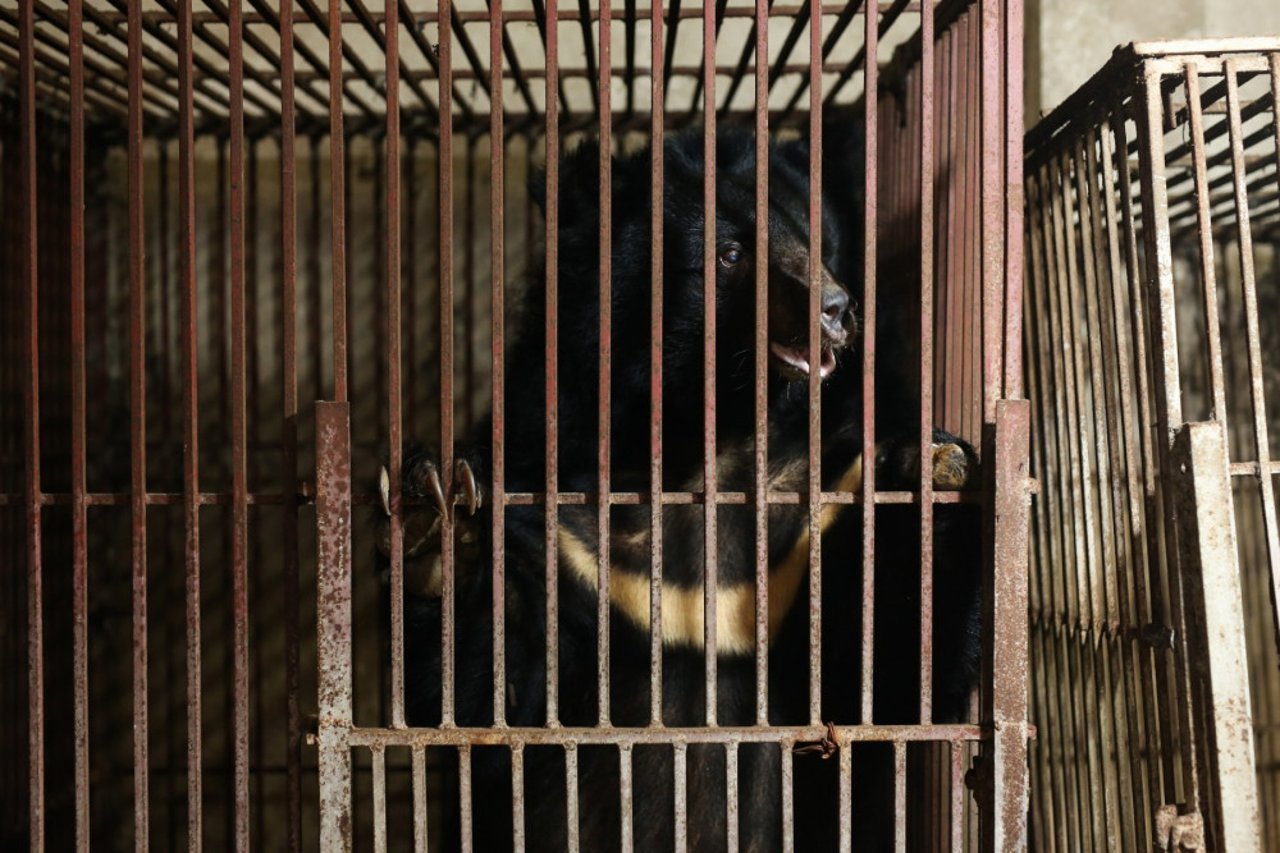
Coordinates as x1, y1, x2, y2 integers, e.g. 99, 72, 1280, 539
555, 453, 864, 655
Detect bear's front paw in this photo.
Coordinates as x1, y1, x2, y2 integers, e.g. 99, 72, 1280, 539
376, 452, 484, 598
876, 429, 979, 491
929, 436, 977, 491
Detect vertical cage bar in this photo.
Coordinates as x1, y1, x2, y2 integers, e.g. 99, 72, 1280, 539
328, 0, 348, 401
1224, 59, 1280, 654
385, 0, 406, 731
176, 0, 203, 844
67, 1, 89, 848
228, 2, 251, 844
316, 400, 353, 852
752, 0, 769, 726
805, 0, 822, 726
1183, 64, 1227, 420
489, 0, 508, 729
837, 739, 852, 853
278, 1, 303, 846
702, 0, 719, 723
412, 746, 428, 852
673, 742, 688, 853
979, 0, 1004, 422
463, 138, 477, 426
861, 0, 879, 725
1171, 422, 1263, 851
1002, 0, 1024, 399
565, 743, 580, 853
619, 744, 634, 853
982, 398, 1031, 851
1097, 111, 1152, 850
918, 0, 936, 725
951, 740, 966, 852
126, 1, 150, 846
372, 747, 388, 853
596, 0, 613, 727
725, 742, 739, 853
650, 0, 666, 729
438, 0, 457, 727
894, 741, 908, 852
459, 745, 474, 853
544, 0, 561, 728
19, 0, 44, 847
512, 744, 526, 852
781, 743, 794, 853
1138, 67, 1201, 813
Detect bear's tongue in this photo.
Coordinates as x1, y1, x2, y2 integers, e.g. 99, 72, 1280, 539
770, 342, 837, 379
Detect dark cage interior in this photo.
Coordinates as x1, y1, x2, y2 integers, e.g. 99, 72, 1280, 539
0, 1, 1028, 851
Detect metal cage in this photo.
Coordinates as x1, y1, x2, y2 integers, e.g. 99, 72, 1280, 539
1024, 38, 1280, 853
1, 0, 1028, 850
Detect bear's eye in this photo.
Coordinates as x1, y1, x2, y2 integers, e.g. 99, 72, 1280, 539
718, 243, 744, 268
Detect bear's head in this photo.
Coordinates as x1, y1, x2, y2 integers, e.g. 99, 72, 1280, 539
530, 126, 861, 450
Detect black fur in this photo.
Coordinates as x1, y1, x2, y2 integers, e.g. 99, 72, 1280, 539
387, 120, 982, 851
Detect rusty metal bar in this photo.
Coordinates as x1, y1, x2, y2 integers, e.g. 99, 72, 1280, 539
1183, 64, 1228, 421
438, 0, 458, 727
489, 0, 508, 728
126, 1, 150, 846
278, 0, 303, 845
619, 745, 634, 853
674, 743, 688, 853
175, 0, 204, 845
372, 746, 388, 853
327, 0, 348, 403
544, 0, 562, 728
837, 738, 852, 853
566, 744, 580, 853
512, 744, 527, 851
860, 0, 880, 725
650, 0, 667, 727
894, 741, 908, 850
66, 1, 89, 848
384, 0, 406, 733
316, 401, 353, 852
459, 745, 474, 851
979, 0, 1003, 424
702, 0, 720, 724
596, 0, 613, 727
577, 0, 599, 113
412, 746, 428, 850
725, 742, 739, 853
19, 0, 44, 846
781, 743, 794, 853
227, 2, 251, 845
806, 0, 823, 726
752, 0, 770, 726
982, 398, 1031, 851
1002, 0, 1024, 399
1171, 422, 1262, 851
918, 0, 935, 724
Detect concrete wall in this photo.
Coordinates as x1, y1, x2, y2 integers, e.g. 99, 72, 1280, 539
1026, 0, 1280, 121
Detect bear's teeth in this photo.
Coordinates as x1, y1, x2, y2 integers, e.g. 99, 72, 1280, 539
379, 466, 391, 516
818, 348, 837, 379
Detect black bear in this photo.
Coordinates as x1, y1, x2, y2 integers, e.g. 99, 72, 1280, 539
377, 122, 981, 851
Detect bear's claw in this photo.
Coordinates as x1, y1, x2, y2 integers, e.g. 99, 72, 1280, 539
455, 459, 481, 515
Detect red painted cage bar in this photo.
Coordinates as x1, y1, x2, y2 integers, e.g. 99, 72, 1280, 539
0, 1, 1027, 850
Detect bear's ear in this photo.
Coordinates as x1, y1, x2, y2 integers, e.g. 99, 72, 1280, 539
528, 137, 604, 220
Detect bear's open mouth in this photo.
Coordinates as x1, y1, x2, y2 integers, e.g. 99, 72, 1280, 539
769, 341, 838, 380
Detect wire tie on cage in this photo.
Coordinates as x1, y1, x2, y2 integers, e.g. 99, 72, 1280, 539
792, 721, 839, 759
